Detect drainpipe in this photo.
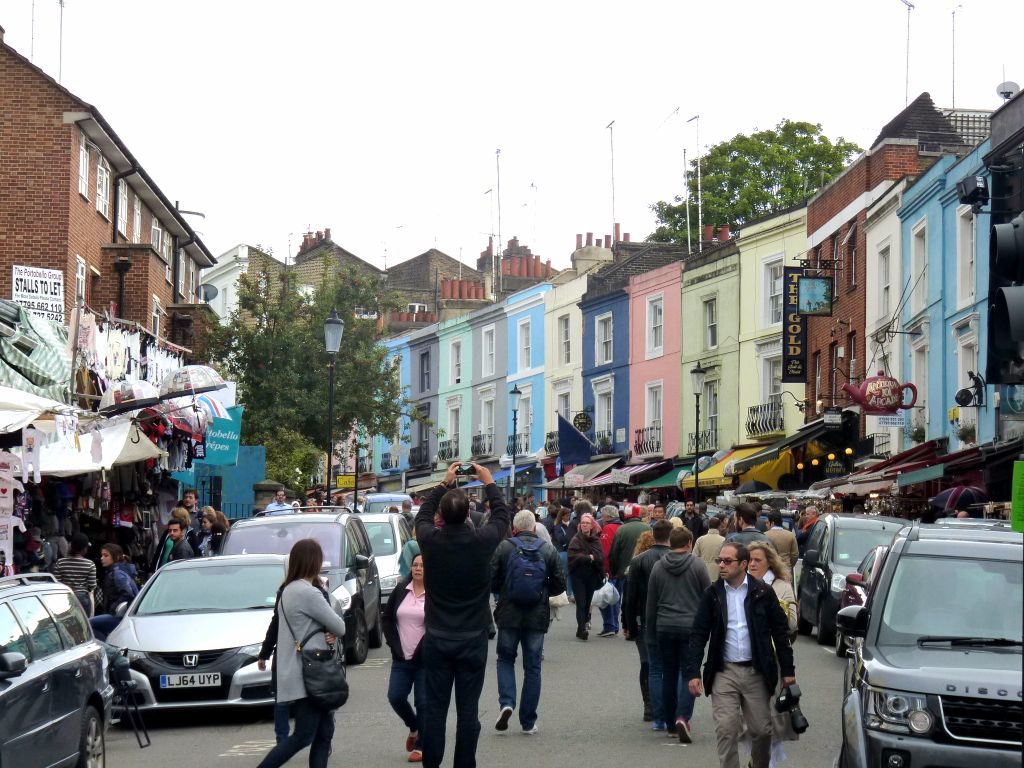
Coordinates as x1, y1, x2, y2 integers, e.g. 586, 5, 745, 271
110, 167, 139, 243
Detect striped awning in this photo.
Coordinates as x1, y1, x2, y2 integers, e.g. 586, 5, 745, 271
579, 461, 666, 487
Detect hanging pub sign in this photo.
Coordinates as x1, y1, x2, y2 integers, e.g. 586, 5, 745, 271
12, 265, 64, 323
797, 276, 834, 316
824, 458, 847, 477
782, 267, 806, 383
823, 406, 844, 431
843, 370, 918, 415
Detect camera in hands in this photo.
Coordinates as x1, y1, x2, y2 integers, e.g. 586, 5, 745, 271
775, 683, 809, 734
455, 463, 475, 476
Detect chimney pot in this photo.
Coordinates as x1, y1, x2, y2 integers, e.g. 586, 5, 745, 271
603, 235, 611, 248
624, 233, 631, 242
614, 223, 621, 242
545, 259, 552, 278
718, 225, 731, 242
534, 254, 542, 277
703, 225, 714, 241
324, 227, 331, 241
585, 232, 593, 247
576, 234, 583, 250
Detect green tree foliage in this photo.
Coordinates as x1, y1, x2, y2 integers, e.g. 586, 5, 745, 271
264, 427, 324, 492
650, 120, 862, 245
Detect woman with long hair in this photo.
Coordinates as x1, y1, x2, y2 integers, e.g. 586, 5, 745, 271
567, 513, 604, 641
89, 543, 139, 640
257, 539, 347, 768
383, 553, 427, 763
746, 542, 798, 635
550, 506, 574, 601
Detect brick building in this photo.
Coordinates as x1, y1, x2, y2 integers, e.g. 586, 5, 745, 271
0, 28, 215, 346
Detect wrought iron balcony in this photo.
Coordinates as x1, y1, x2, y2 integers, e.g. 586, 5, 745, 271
593, 429, 615, 455
356, 455, 373, 474
471, 432, 494, 458
746, 401, 785, 439
379, 452, 400, 471
857, 432, 891, 459
437, 436, 460, 463
633, 424, 662, 457
544, 431, 559, 454
506, 432, 529, 456
687, 429, 718, 455
409, 444, 431, 468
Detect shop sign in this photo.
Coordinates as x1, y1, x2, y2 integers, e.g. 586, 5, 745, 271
564, 472, 584, 486
782, 267, 806, 383
610, 468, 631, 484
824, 459, 847, 477
797, 276, 834, 316
843, 370, 917, 415
202, 406, 243, 465
12, 265, 64, 323
823, 407, 843, 430
876, 414, 906, 428
334, 474, 355, 490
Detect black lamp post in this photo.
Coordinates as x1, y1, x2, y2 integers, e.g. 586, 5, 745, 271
324, 308, 344, 494
690, 360, 707, 504
509, 384, 522, 503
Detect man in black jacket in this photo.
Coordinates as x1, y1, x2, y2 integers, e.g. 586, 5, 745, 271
415, 462, 510, 768
490, 510, 565, 734
685, 543, 796, 768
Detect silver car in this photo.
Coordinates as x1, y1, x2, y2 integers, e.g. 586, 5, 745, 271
106, 554, 289, 711
359, 512, 412, 597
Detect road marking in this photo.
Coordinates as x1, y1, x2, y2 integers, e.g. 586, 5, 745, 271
219, 740, 276, 757
351, 658, 390, 669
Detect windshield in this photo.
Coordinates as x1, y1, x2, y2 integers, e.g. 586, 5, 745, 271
366, 501, 405, 515
135, 563, 284, 615
364, 521, 398, 556
879, 555, 1023, 646
832, 526, 899, 567
221, 521, 344, 567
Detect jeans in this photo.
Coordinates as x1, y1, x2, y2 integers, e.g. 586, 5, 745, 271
388, 657, 425, 747
658, 631, 696, 724
495, 627, 545, 729
89, 614, 120, 642
273, 702, 290, 744
256, 697, 335, 768
421, 630, 489, 768
646, 636, 664, 723
599, 577, 622, 633
558, 552, 572, 597
569, 572, 595, 632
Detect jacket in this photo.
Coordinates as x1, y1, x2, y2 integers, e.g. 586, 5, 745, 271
101, 562, 139, 614
598, 520, 622, 575
693, 530, 725, 582
273, 579, 347, 703
168, 538, 194, 563
684, 575, 795, 696
490, 532, 565, 633
766, 527, 799, 568
551, 523, 572, 553
607, 519, 650, 579
382, 577, 425, 662
566, 530, 604, 589
414, 481, 510, 635
682, 512, 706, 541
621, 543, 670, 637
728, 527, 771, 547
644, 551, 711, 635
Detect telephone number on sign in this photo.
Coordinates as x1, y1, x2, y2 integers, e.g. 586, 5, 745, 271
17, 299, 63, 311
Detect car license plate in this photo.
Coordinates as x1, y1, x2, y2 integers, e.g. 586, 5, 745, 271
159, 672, 221, 688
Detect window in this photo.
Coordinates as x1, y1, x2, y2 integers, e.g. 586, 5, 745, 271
177, 253, 186, 296
830, 342, 839, 404
78, 133, 89, 198
646, 296, 664, 356
556, 391, 570, 418
482, 327, 495, 376
12, 596, 64, 659
152, 296, 162, 335
132, 195, 142, 244
116, 179, 128, 236
957, 206, 976, 306
95, 157, 110, 218
450, 341, 462, 384
646, 382, 663, 428
596, 314, 613, 364
704, 299, 718, 349
704, 381, 719, 435
596, 391, 613, 434
767, 260, 784, 325
481, 397, 494, 434
957, 337, 976, 429
558, 315, 571, 365
878, 245, 891, 317
162, 232, 173, 272
0, 603, 32, 660
419, 351, 431, 392
913, 346, 929, 410
518, 320, 531, 370
844, 223, 857, 288
519, 393, 532, 428
448, 406, 460, 438
75, 256, 87, 303
151, 218, 163, 253
40, 592, 89, 646
765, 357, 783, 406
912, 222, 927, 314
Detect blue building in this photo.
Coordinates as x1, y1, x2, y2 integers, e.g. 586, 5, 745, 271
374, 334, 413, 492
579, 284, 631, 458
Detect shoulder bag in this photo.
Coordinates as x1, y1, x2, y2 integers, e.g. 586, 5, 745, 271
281, 597, 349, 710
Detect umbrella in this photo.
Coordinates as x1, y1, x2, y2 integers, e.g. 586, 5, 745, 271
929, 485, 987, 513
99, 380, 160, 416
737, 479, 772, 494
139, 401, 208, 438
158, 365, 226, 401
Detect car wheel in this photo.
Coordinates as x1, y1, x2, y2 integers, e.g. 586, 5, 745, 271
345, 610, 368, 665
817, 604, 836, 645
76, 705, 105, 768
368, 603, 383, 649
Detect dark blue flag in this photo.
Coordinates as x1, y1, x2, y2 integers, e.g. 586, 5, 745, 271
557, 414, 592, 467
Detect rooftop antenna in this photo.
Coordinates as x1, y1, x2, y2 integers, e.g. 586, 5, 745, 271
898, 0, 915, 106
687, 114, 703, 253
31, 0, 36, 61
606, 120, 616, 238
484, 188, 496, 297
530, 182, 538, 247
57, 0, 65, 84
496, 148, 503, 294
951, 4, 963, 109
683, 147, 692, 254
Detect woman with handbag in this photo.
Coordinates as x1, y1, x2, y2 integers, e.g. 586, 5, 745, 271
383, 553, 427, 763
257, 538, 348, 768
567, 513, 604, 641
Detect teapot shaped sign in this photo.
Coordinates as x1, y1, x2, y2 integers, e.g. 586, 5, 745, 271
842, 370, 917, 415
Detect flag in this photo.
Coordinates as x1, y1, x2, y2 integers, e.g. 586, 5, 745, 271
557, 414, 592, 467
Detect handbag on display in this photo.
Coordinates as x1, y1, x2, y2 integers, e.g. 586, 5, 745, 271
282, 600, 349, 711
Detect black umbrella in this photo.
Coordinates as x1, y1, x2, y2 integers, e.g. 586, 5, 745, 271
929, 485, 987, 514
737, 479, 772, 494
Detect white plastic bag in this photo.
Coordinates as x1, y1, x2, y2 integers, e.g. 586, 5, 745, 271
591, 580, 620, 609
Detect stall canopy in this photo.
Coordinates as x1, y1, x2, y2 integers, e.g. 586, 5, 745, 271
631, 464, 690, 489
736, 451, 793, 490
535, 457, 621, 489
406, 471, 450, 495
820, 439, 948, 494
580, 461, 667, 488
0, 385, 86, 434
37, 420, 164, 477
681, 447, 765, 488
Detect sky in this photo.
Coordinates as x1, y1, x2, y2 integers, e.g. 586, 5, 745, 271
4, 1, 1023, 272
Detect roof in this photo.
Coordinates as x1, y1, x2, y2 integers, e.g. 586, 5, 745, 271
871, 92, 963, 151
903, 520, 1022, 547
387, 248, 480, 283
293, 240, 383, 274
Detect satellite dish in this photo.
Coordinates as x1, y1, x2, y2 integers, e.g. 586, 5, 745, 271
996, 81, 1020, 101
197, 284, 219, 303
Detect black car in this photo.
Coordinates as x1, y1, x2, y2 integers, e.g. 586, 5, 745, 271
0, 573, 112, 768
221, 511, 383, 664
796, 514, 904, 645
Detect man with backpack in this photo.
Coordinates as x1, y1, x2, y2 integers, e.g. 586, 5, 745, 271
490, 510, 565, 735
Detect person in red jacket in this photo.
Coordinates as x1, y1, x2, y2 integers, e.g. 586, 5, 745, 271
597, 505, 623, 637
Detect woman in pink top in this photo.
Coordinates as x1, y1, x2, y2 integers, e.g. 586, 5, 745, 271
383, 553, 427, 763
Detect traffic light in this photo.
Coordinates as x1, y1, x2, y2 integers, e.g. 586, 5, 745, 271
986, 163, 1024, 385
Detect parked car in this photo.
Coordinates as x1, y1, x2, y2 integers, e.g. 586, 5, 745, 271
837, 520, 1022, 768
359, 512, 412, 597
220, 511, 383, 663
0, 573, 112, 767
106, 555, 286, 712
363, 493, 413, 515
797, 513, 904, 645
834, 544, 888, 657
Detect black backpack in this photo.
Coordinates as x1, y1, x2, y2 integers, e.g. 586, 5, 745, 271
504, 536, 548, 606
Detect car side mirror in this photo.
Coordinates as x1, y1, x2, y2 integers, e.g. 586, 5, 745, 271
845, 573, 864, 586
804, 549, 819, 566
354, 554, 371, 569
837, 605, 868, 638
0, 651, 27, 679
114, 602, 129, 618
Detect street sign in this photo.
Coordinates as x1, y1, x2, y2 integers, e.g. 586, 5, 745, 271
564, 472, 584, 486
572, 412, 593, 433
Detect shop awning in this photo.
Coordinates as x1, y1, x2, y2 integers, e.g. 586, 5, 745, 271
737, 451, 793, 490
0, 385, 93, 434
825, 439, 948, 494
730, 411, 858, 474
36, 420, 164, 477
406, 471, 450, 495
535, 457, 621, 489
631, 465, 689, 489
681, 447, 765, 488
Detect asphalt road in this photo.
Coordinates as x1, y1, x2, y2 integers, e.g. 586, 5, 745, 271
107, 607, 848, 767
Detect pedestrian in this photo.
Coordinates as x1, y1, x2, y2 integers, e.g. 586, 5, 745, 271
414, 462, 510, 768
567, 512, 604, 641
646, 526, 711, 742
597, 504, 623, 637
650, 504, 667, 523
622, 520, 673, 726
150, 507, 194, 572
794, 506, 819, 557
764, 512, 799, 570
159, 518, 194, 567
727, 503, 771, 547
256, 538, 346, 768
681, 500, 705, 540
685, 543, 796, 768
264, 489, 293, 516
384, 553, 428, 763
197, 507, 227, 556
181, 487, 200, 532
550, 507, 574, 601
694, 517, 726, 582
89, 543, 138, 640
746, 543, 798, 639
608, 504, 651, 589
53, 532, 97, 616
491, 510, 565, 735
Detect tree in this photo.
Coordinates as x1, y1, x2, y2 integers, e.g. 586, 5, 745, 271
650, 120, 862, 245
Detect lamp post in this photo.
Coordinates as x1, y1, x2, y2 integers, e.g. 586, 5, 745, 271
324, 308, 344, 495
690, 360, 707, 504
509, 384, 522, 503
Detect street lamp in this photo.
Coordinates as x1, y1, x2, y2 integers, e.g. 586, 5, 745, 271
324, 308, 345, 495
690, 360, 707, 504
509, 384, 522, 503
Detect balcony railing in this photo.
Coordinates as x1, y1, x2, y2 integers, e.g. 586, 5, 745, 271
379, 452, 400, 471
437, 436, 460, 463
633, 424, 662, 457
857, 432, 891, 459
687, 429, 718, 455
544, 431, 559, 454
356, 456, 373, 474
746, 401, 785, 439
409, 444, 431, 468
593, 429, 615, 455
471, 432, 494, 457
507, 431, 529, 456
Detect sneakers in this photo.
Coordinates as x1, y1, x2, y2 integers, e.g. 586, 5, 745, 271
598, 629, 617, 638
675, 718, 692, 744
650, 721, 667, 731
495, 706, 513, 731
522, 725, 538, 735
405, 732, 418, 753
407, 750, 422, 763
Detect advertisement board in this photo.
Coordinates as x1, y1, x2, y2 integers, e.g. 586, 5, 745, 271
13, 265, 64, 323
782, 267, 806, 383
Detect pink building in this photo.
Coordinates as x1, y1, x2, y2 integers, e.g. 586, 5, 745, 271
627, 263, 683, 462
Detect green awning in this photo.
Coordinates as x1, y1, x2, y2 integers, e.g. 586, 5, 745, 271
896, 463, 946, 488
631, 465, 690, 489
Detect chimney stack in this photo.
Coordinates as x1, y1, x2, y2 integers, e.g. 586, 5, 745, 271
603, 234, 611, 248
324, 227, 331, 241
576, 234, 583, 250
624, 233, 631, 242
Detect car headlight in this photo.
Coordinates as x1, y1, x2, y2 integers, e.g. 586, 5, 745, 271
831, 574, 847, 592
863, 686, 933, 735
380, 575, 400, 591
125, 649, 146, 663
332, 585, 352, 611
236, 643, 263, 658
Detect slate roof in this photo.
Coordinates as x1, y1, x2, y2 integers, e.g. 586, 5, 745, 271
871, 92, 964, 151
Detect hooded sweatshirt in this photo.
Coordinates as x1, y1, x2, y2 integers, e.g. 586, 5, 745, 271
644, 551, 712, 635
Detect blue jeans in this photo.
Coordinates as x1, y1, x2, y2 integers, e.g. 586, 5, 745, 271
599, 577, 622, 633
273, 702, 290, 744
658, 631, 696, 723
495, 627, 545, 730
646, 636, 664, 723
558, 552, 572, 597
257, 697, 335, 768
388, 657, 425, 746
89, 614, 120, 642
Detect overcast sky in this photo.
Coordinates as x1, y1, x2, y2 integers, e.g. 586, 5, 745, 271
5, 1, 1022, 271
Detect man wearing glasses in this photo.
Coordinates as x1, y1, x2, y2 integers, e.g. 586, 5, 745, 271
684, 543, 796, 768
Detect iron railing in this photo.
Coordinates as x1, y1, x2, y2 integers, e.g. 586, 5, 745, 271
633, 424, 662, 457
379, 452, 400, 471
409, 444, 431, 467
356, 456, 373, 474
544, 431, 559, 454
746, 401, 785, 438
593, 429, 615, 455
687, 429, 718, 454
507, 432, 529, 456
437, 436, 460, 462
858, 432, 891, 459
471, 432, 494, 457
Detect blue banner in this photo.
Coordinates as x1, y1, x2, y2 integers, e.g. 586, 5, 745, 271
202, 406, 243, 466
557, 414, 592, 467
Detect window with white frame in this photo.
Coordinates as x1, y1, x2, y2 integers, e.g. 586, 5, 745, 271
481, 397, 495, 434
419, 351, 431, 392
957, 336, 976, 427
151, 218, 163, 254
647, 295, 664, 356
518, 320, 531, 370
132, 196, 142, 244
956, 206, 976, 306
913, 346, 929, 411
766, 259, 784, 325
878, 245, 891, 318
78, 133, 89, 198
75, 257, 87, 303
151, 296, 162, 336
448, 406, 460, 439
117, 179, 128, 236
519, 393, 532, 430
765, 357, 783, 407
450, 340, 462, 384
95, 158, 110, 219
556, 391, 570, 419
596, 391, 613, 434
482, 326, 495, 376
814, 352, 821, 405
912, 221, 927, 314
704, 299, 718, 349
177, 253, 185, 296
704, 381, 719, 435
558, 315, 571, 365
596, 314, 613, 364
646, 382, 663, 428
163, 236, 173, 279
